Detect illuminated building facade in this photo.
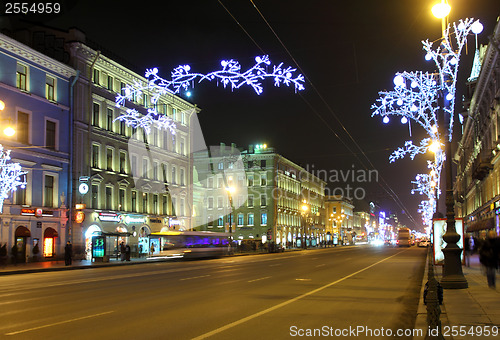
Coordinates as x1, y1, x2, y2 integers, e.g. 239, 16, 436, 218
455, 20, 500, 237
324, 196, 354, 245
65, 38, 198, 258
193, 143, 326, 248
0, 33, 76, 262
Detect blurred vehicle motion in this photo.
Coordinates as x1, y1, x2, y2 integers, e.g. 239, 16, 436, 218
149, 231, 230, 259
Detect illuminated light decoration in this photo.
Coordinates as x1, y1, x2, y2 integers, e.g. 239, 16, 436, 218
372, 18, 479, 225
422, 18, 479, 141
114, 55, 304, 134
401, 117, 408, 124
0, 144, 27, 213
471, 21, 483, 34
382, 116, 390, 124
113, 108, 177, 135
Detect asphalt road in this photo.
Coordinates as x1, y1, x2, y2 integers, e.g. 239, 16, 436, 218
0, 245, 427, 340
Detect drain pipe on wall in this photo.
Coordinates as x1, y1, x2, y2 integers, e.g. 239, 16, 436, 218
68, 69, 79, 244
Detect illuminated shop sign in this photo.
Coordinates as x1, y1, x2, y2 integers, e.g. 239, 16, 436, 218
124, 215, 145, 224
98, 212, 121, 222
92, 236, 105, 258
20, 208, 54, 217
169, 218, 180, 226
75, 211, 85, 223
21, 208, 35, 216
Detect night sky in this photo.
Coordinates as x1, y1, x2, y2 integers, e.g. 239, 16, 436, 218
21, 0, 500, 230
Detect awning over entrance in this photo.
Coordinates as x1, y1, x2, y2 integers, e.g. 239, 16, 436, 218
99, 231, 133, 237
15, 226, 31, 237
466, 217, 495, 232
44, 228, 59, 238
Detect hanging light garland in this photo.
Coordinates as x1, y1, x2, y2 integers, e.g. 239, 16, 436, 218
114, 55, 305, 134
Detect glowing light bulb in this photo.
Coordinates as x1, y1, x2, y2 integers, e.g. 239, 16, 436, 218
393, 75, 404, 87
425, 53, 432, 61
397, 99, 403, 106
383, 116, 390, 124
401, 117, 408, 124
446, 93, 453, 101
471, 21, 483, 34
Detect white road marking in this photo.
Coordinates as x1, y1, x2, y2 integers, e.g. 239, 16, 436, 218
315, 264, 326, 268
180, 275, 211, 281
215, 279, 244, 285
192, 251, 404, 340
247, 276, 271, 283
268, 264, 281, 267
5, 311, 114, 335
295, 278, 311, 281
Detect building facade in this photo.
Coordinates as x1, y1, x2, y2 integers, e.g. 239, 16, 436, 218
454, 19, 500, 237
0, 33, 76, 262
66, 39, 198, 258
324, 196, 354, 245
193, 143, 326, 248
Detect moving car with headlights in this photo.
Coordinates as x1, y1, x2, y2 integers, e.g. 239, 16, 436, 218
418, 238, 430, 247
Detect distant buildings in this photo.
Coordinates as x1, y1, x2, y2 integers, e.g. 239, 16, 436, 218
193, 143, 326, 248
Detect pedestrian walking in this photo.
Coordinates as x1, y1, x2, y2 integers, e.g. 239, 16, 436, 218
464, 235, 471, 267
479, 231, 499, 288
125, 244, 131, 261
0, 244, 6, 266
64, 241, 73, 266
120, 242, 126, 261
11, 244, 18, 266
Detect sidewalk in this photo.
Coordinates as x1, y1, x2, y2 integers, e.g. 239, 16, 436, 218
0, 256, 166, 275
415, 252, 500, 339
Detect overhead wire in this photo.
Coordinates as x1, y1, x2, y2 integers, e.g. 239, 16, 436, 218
249, 0, 419, 225
219, 0, 419, 225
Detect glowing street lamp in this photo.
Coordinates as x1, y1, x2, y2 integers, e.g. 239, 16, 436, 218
3, 126, 15, 137
431, 1, 451, 19
0, 100, 15, 137
226, 185, 236, 246
301, 202, 309, 249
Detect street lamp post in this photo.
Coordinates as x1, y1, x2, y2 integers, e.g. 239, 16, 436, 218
226, 186, 235, 252
301, 202, 308, 249
432, 2, 468, 289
